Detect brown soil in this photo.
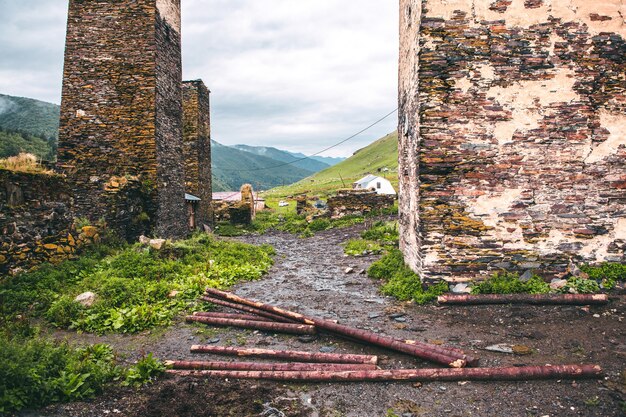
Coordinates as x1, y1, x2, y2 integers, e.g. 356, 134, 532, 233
25, 220, 626, 417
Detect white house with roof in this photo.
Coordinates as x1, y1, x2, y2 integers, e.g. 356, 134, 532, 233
353, 174, 396, 195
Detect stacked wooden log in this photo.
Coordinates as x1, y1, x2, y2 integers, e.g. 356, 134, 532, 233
437, 293, 610, 305
163, 289, 604, 383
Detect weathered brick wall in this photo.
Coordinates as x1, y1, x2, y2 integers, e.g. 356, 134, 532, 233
327, 191, 395, 219
182, 80, 213, 227
399, 0, 626, 282
0, 170, 98, 275
57, 0, 187, 240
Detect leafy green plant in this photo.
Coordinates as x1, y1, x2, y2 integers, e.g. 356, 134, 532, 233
123, 353, 166, 387
0, 335, 120, 414
560, 276, 601, 294
367, 249, 406, 280
343, 239, 383, 256
73, 217, 92, 229
471, 272, 550, 295
308, 218, 331, 232
2, 233, 275, 334
45, 296, 84, 328
580, 262, 626, 290
368, 250, 447, 304
361, 221, 399, 246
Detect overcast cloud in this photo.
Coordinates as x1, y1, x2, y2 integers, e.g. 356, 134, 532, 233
0, 0, 398, 156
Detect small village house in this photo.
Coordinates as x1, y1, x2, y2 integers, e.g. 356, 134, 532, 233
353, 174, 396, 195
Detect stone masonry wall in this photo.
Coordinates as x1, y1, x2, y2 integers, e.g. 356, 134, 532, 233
182, 80, 213, 227
327, 190, 395, 219
57, 0, 186, 240
399, 0, 626, 282
0, 170, 99, 275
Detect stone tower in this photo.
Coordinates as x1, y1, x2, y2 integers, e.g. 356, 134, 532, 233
399, 0, 626, 282
182, 79, 213, 227
57, 0, 187, 239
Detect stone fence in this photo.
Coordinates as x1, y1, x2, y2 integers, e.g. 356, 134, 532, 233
327, 190, 395, 219
0, 169, 98, 275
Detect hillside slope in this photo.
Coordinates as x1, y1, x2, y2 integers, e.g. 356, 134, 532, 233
232, 144, 330, 173
212, 140, 315, 191
265, 131, 398, 197
0, 94, 60, 139
0, 94, 61, 160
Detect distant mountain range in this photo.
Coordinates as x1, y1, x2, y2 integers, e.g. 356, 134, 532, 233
266, 131, 398, 197
232, 144, 331, 173
0, 93, 345, 191
212, 141, 319, 191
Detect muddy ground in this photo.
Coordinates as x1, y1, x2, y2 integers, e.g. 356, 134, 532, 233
25, 220, 626, 417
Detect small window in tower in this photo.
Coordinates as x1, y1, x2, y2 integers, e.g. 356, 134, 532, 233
377, 182, 381, 189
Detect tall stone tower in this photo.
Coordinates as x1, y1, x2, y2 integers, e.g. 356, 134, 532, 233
399, 0, 626, 282
57, 0, 187, 239
182, 80, 213, 227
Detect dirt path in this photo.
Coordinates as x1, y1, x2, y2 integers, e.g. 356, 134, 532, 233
34, 222, 625, 417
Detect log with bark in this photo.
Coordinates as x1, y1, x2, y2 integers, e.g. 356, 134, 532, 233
165, 360, 377, 371
166, 364, 602, 382
204, 288, 476, 368
185, 315, 317, 335
190, 345, 378, 365
200, 296, 296, 323
437, 294, 610, 305
192, 312, 270, 322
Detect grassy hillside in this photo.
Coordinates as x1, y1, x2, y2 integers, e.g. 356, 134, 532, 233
232, 144, 331, 173
0, 94, 60, 160
0, 128, 56, 161
212, 140, 315, 191
0, 94, 60, 139
264, 131, 398, 198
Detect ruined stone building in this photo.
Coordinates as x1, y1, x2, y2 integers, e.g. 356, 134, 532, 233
57, 0, 188, 239
398, 0, 625, 282
183, 80, 213, 227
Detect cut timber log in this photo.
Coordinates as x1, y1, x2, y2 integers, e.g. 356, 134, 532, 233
185, 315, 316, 335
165, 360, 377, 371
166, 364, 602, 382
204, 288, 475, 368
193, 312, 270, 322
201, 296, 296, 323
437, 294, 610, 305
190, 345, 378, 365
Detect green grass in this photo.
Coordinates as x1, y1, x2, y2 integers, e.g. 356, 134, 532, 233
214, 210, 368, 238
367, 249, 447, 304
471, 272, 550, 295
0, 336, 121, 413
1, 233, 275, 334
580, 262, 626, 289
263, 131, 398, 199
0, 231, 271, 413
361, 220, 399, 246
471, 265, 624, 295
343, 239, 383, 256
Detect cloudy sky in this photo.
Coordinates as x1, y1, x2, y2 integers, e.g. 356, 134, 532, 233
0, 0, 398, 157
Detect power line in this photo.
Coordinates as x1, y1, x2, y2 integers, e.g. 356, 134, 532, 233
219, 108, 398, 173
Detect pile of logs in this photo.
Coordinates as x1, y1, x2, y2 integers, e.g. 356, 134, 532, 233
164, 289, 604, 383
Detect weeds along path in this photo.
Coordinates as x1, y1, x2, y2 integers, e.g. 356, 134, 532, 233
40, 222, 625, 417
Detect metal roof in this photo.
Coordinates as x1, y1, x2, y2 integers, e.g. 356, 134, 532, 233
185, 193, 201, 202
